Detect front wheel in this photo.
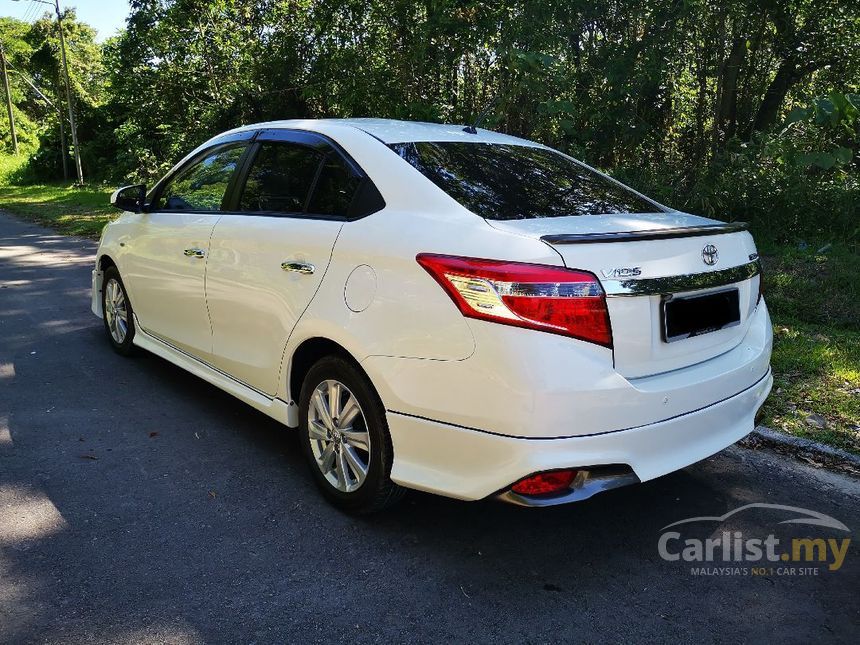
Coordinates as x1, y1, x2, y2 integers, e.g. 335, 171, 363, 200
101, 266, 136, 356
299, 356, 404, 513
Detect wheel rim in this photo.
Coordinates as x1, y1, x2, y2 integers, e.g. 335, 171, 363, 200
104, 278, 129, 344
308, 379, 371, 493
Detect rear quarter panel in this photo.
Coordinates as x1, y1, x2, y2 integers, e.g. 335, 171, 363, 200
278, 123, 571, 401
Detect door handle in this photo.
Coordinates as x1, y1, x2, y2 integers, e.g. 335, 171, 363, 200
281, 261, 315, 275
184, 248, 206, 259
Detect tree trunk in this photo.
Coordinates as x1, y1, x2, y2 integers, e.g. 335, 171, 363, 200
751, 60, 798, 132
693, 37, 708, 165
737, 13, 767, 134
710, 7, 728, 156
717, 36, 747, 139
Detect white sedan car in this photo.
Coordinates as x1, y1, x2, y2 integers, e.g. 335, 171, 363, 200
93, 118, 772, 512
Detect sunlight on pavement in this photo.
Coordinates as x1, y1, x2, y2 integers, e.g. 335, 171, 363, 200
0, 485, 68, 546
0, 243, 94, 267
0, 415, 10, 447
104, 626, 204, 645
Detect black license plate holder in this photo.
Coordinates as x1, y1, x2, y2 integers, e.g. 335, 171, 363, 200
662, 288, 741, 343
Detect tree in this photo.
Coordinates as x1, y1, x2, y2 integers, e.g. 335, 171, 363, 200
3, 0, 857, 239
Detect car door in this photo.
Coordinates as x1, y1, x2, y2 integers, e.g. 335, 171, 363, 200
121, 136, 251, 361
205, 129, 368, 395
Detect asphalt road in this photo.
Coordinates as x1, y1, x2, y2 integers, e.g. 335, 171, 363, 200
1, 211, 858, 644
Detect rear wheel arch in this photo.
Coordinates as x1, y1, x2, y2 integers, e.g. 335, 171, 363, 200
288, 337, 372, 405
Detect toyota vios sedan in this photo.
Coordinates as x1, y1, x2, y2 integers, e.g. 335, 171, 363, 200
94, 118, 772, 512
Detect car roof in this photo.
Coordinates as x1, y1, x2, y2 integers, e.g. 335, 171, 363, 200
231, 118, 542, 146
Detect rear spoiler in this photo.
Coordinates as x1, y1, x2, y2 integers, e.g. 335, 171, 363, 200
541, 222, 749, 245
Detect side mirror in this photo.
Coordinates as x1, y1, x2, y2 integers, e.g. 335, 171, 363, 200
110, 184, 147, 213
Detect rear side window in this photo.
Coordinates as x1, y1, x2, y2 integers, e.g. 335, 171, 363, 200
308, 154, 361, 216
157, 144, 246, 211
390, 142, 659, 220
240, 142, 323, 213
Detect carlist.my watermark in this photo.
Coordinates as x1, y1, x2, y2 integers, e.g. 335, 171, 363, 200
658, 503, 852, 576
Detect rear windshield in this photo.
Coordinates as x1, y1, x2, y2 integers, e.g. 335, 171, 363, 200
390, 141, 659, 220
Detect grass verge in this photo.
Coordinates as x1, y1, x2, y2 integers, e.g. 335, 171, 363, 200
0, 182, 115, 237
0, 176, 857, 453
758, 242, 860, 453
764, 321, 859, 453
759, 241, 859, 330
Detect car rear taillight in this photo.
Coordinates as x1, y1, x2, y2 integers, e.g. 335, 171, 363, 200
416, 254, 613, 347
511, 470, 578, 496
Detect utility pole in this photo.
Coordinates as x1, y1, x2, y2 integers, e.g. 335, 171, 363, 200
56, 74, 68, 180
0, 43, 19, 154
54, 0, 83, 184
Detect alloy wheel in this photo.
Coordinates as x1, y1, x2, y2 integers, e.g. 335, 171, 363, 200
307, 379, 371, 493
104, 278, 129, 344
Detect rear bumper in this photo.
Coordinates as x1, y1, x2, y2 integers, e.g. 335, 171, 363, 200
387, 368, 772, 502
365, 302, 772, 440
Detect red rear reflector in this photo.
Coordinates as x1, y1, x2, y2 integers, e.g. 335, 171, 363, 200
416, 254, 612, 347
511, 470, 578, 496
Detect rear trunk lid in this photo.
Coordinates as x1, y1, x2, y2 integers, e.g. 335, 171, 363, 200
485, 212, 761, 378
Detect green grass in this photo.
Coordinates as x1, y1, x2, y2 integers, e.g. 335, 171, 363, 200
0, 162, 857, 453
759, 241, 859, 330
764, 320, 860, 453
0, 181, 115, 237
0, 151, 29, 183
758, 242, 860, 453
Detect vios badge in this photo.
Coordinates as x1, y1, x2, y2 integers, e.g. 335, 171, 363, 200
702, 244, 719, 266
601, 267, 642, 278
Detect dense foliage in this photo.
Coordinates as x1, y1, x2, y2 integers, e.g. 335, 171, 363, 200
1, 0, 858, 239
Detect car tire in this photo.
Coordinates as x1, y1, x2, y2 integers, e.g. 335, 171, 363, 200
101, 266, 136, 356
299, 355, 405, 513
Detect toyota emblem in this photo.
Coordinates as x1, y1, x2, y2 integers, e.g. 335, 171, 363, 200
702, 244, 719, 266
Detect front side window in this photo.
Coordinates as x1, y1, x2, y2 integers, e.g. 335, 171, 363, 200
157, 144, 246, 211
390, 142, 660, 220
239, 142, 323, 214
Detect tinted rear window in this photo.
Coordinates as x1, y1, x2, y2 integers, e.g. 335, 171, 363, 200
240, 142, 322, 213
390, 142, 658, 220
308, 154, 361, 216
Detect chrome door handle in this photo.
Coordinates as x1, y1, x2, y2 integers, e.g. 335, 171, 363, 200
184, 248, 206, 259
281, 261, 315, 275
